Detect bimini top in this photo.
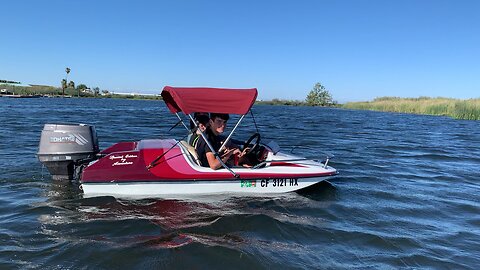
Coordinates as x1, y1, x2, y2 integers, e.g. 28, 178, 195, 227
161, 86, 258, 115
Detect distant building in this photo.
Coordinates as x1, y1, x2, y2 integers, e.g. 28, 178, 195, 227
0, 89, 14, 95
82, 88, 93, 94
0, 89, 13, 96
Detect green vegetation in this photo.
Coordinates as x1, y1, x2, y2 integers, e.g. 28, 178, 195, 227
0, 84, 161, 100
343, 97, 480, 120
63, 67, 71, 96
256, 99, 306, 106
103, 93, 161, 100
0, 80, 21, 84
1, 84, 60, 95
305, 83, 336, 106
2, 68, 158, 100
257, 82, 338, 107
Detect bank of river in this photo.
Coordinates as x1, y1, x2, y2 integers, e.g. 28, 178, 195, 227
344, 97, 480, 120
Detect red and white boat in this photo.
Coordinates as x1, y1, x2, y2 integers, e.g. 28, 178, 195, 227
38, 86, 337, 198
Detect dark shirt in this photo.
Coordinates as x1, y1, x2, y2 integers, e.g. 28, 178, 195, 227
195, 129, 223, 167
188, 133, 199, 146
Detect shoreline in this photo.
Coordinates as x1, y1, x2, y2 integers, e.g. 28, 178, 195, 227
2, 84, 478, 120
343, 97, 480, 121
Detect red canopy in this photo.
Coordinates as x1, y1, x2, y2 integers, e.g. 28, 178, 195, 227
161, 86, 258, 115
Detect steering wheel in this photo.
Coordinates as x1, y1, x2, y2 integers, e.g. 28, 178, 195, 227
243, 133, 261, 155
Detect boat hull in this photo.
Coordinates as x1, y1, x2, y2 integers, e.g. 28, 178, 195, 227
80, 139, 338, 198
81, 176, 335, 198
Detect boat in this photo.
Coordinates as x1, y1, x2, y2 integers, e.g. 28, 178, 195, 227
37, 86, 337, 198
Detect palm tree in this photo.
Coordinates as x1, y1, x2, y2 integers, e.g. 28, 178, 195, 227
61, 79, 67, 96
93, 87, 100, 97
64, 67, 71, 96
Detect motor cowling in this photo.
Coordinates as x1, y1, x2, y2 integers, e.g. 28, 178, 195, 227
37, 124, 99, 180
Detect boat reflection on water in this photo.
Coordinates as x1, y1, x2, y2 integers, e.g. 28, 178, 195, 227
37, 194, 219, 248
37, 179, 337, 249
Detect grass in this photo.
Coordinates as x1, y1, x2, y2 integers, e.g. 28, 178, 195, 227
343, 97, 480, 120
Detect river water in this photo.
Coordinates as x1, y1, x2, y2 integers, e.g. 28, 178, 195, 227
1, 98, 479, 269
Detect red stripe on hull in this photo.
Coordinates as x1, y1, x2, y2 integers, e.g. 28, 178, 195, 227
82, 140, 336, 184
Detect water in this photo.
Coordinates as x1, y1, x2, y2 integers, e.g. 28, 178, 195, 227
1, 98, 479, 269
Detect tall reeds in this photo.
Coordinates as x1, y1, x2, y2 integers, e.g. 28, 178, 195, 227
343, 97, 480, 120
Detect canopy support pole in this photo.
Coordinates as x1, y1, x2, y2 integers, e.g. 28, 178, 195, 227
188, 114, 239, 178
218, 114, 245, 153
175, 113, 191, 132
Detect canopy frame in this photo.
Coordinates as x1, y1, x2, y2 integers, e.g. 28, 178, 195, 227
188, 113, 241, 177
161, 86, 259, 176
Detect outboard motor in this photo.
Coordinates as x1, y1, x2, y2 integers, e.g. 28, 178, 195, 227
37, 124, 99, 180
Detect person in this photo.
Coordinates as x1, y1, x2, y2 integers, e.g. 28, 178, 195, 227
188, 113, 209, 147
195, 113, 247, 169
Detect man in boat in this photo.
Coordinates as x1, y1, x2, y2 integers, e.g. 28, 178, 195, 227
195, 113, 247, 169
188, 112, 209, 147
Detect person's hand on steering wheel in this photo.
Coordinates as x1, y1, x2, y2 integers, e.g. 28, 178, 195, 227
239, 147, 250, 157
243, 133, 261, 155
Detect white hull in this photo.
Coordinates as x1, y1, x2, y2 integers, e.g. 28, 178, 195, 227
81, 176, 334, 199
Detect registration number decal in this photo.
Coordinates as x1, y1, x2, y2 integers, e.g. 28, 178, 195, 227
260, 178, 299, 187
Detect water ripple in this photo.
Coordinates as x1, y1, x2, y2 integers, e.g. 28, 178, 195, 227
1, 99, 480, 268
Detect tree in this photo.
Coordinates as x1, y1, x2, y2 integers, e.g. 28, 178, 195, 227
65, 80, 75, 96
76, 84, 88, 91
64, 67, 71, 96
305, 82, 334, 106
61, 79, 67, 95
76, 84, 88, 97
93, 87, 100, 97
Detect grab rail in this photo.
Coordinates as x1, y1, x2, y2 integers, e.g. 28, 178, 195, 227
252, 155, 334, 169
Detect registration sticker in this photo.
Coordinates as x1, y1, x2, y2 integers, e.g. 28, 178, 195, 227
240, 180, 257, 188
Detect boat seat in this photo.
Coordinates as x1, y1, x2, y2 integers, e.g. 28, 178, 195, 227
179, 140, 201, 166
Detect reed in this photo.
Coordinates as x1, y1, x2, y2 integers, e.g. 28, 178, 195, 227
343, 97, 480, 120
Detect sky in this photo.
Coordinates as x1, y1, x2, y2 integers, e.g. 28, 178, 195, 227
1, 0, 479, 102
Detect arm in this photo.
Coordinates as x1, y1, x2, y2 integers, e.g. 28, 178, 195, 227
226, 140, 249, 157
205, 148, 235, 170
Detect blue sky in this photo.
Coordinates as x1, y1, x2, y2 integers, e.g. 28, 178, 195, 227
1, 0, 479, 102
